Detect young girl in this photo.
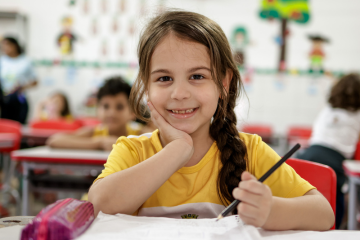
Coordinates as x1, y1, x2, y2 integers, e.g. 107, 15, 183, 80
298, 73, 360, 228
88, 10, 334, 230
34, 92, 72, 120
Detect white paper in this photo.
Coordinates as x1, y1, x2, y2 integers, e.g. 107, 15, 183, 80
76, 212, 262, 240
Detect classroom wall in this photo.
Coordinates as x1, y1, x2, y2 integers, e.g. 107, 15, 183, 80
0, 0, 359, 133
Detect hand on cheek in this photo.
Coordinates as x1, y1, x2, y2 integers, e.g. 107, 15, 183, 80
232, 171, 273, 227
147, 101, 193, 149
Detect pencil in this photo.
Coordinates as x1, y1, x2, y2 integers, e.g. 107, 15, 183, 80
216, 143, 301, 221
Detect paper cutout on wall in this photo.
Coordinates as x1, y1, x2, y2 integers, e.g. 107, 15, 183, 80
128, 19, 136, 35
112, 16, 119, 33
118, 40, 125, 56
102, 0, 107, 14
231, 26, 249, 68
57, 16, 77, 56
83, 0, 89, 14
308, 34, 329, 74
92, 18, 98, 35
140, 0, 146, 16
65, 66, 77, 85
259, 0, 310, 72
119, 0, 126, 13
101, 39, 108, 57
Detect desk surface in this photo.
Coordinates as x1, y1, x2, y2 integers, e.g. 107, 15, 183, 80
1, 219, 359, 240
0, 133, 17, 148
21, 126, 74, 138
343, 160, 360, 177
11, 146, 110, 165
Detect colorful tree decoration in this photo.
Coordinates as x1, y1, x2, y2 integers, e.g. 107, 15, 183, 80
259, 0, 310, 72
308, 34, 329, 74
57, 16, 77, 56
231, 26, 249, 68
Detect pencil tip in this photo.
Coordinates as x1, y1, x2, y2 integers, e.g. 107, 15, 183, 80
216, 214, 223, 221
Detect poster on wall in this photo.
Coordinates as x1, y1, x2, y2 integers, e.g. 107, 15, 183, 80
308, 34, 329, 75
57, 16, 77, 57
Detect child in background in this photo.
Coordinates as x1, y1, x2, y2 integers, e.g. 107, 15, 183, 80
47, 76, 141, 151
34, 92, 72, 120
298, 73, 360, 229
89, 10, 334, 231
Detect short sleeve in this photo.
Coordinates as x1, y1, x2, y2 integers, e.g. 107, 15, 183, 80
95, 136, 140, 181
246, 134, 315, 198
24, 60, 36, 81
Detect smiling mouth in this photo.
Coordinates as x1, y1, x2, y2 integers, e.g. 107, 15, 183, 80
170, 108, 196, 114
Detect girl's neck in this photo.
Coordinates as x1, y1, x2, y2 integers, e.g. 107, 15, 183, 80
184, 122, 214, 167
109, 125, 128, 137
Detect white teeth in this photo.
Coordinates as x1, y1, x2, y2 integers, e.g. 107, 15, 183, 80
171, 108, 195, 114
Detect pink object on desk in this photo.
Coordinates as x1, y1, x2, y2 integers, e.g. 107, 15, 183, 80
21, 198, 94, 240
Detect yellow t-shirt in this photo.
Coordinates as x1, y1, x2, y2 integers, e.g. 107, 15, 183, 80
92, 122, 142, 137
95, 130, 315, 219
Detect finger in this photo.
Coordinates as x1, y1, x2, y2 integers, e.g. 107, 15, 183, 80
241, 171, 257, 181
238, 213, 260, 227
232, 187, 262, 207
237, 202, 260, 219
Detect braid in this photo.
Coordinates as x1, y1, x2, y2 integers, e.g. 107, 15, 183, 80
210, 90, 248, 209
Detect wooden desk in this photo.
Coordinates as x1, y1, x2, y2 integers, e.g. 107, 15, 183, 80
343, 160, 360, 230
11, 146, 109, 215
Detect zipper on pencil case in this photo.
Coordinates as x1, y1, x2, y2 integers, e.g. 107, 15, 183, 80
37, 198, 73, 240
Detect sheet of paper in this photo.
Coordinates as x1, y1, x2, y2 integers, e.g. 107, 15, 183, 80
76, 212, 262, 240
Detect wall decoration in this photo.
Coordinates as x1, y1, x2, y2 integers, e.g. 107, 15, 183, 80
119, 0, 127, 13
91, 17, 98, 35
102, 0, 108, 14
128, 19, 136, 36
83, 0, 89, 14
308, 35, 329, 74
118, 40, 125, 56
112, 16, 119, 33
259, 0, 310, 72
231, 26, 249, 68
57, 16, 77, 56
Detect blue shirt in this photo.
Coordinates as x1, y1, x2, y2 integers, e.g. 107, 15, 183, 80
0, 55, 36, 94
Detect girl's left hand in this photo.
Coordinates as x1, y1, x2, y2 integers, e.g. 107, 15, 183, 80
232, 171, 273, 227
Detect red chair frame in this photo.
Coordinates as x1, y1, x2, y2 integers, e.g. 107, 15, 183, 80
287, 158, 337, 229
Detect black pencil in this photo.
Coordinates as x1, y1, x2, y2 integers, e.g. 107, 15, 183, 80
216, 143, 301, 221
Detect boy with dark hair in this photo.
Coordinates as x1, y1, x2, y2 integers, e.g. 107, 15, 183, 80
47, 76, 141, 151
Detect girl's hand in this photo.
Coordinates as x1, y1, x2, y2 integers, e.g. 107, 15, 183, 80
233, 171, 273, 228
147, 101, 194, 152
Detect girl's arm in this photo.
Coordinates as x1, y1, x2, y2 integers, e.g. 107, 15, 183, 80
46, 127, 100, 150
264, 189, 334, 230
233, 171, 335, 231
88, 102, 194, 217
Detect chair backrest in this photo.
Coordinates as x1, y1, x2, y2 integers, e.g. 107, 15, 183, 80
241, 124, 273, 143
286, 158, 336, 229
30, 119, 83, 131
0, 119, 22, 152
76, 117, 101, 127
353, 141, 360, 161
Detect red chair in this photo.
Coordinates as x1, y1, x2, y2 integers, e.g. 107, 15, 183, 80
287, 126, 312, 149
287, 158, 336, 229
241, 124, 273, 144
30, 119, 83, 131
76, 117, 100, 127
353, 141, 360, 161
0, 119, 22, 216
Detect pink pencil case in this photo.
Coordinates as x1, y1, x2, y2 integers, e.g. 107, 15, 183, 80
21, 198, 95, 240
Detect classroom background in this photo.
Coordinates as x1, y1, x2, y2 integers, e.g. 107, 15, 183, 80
1, 0, 360, 234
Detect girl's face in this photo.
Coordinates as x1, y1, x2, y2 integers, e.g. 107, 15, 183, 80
1, 40, 17, 57
148, 33, 223, 136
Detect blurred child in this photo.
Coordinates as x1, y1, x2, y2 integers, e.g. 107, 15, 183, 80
34, 92, 72, 120
298, 73, 360, 228
47, 76, 141, 151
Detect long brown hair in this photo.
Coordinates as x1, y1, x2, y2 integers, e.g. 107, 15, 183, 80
328, 73, 360, 112
130, 10, 248, 206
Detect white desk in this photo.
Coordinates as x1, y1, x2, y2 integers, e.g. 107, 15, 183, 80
11, 146, 109, 215
2, 220, 359, 240
343, 160, 360, 230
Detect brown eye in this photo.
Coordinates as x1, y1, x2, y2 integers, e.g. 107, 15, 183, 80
190, 75, 204, 80
117, 104, 124, 110
158, 76, 172, 82
103, 103, 109, 110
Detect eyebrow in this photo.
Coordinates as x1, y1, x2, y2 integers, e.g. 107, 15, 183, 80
151, 66, 211, 75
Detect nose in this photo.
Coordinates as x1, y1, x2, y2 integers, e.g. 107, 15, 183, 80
170, 80, 191, 100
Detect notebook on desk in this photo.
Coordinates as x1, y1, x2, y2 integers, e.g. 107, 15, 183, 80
75, 212, 262, 240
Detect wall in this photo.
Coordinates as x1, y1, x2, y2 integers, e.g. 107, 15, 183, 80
0, 0, 359, 133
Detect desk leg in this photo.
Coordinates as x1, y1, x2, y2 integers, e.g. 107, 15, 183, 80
348, 176, 359, 230
22, 162, 29, 216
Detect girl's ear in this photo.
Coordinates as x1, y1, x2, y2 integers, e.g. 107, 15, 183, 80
222, 69, 233, 93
